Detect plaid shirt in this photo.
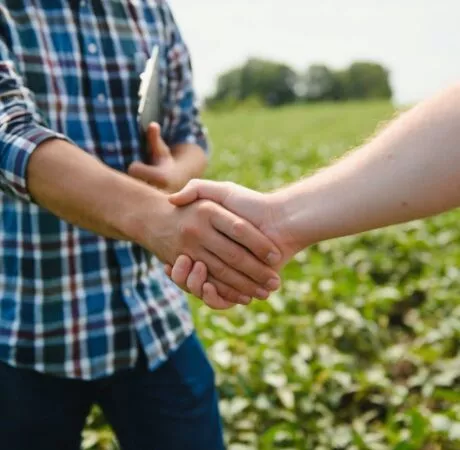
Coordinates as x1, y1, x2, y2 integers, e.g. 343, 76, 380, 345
0, 0, 207, 380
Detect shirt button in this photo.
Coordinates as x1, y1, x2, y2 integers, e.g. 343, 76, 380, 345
97, 93, 106, 103
80, 0, 86, 6
124, 288, 132, 297
88, 43, 98, 54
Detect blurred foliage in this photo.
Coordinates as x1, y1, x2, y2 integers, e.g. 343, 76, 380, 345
341, 62, 392, 101
207, 58, 297, 109
207, 59, 392, 109
304, 62, 392, 103
303, 64, 341, 102
84, 101, 460, 449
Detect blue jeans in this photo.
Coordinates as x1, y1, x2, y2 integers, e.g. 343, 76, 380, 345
0, 333, 225, 450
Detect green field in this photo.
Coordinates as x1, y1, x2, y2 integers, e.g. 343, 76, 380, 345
85, 102, 460, 450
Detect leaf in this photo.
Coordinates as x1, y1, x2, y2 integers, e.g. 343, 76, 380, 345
409, 409, 428, 447
433, 387, 460, 403
315, 310, 335, 327
264, 373, 287, 388
277, 387, 295, 409
430, 414, 451, 432
449, 423, 460, 440
393, 442, 414, 450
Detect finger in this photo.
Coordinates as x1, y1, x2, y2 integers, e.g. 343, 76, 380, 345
169, 179, 231, 207
128, 162, 167, 187
202, 282, 236, 310
147, 122, 170, 161
186, 261, 207, 298
208, 218, 281, 288
165, 263, 190, 293
200, 248, 271, 299
171, 255, 194, 288
171, 254, 253, 305
211, 210, 282, 268
207, 275, 252, 305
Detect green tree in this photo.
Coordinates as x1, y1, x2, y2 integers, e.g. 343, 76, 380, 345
304, 64, 340, 101
304, 61, 392, 102
207, 58, 297, 108
344, 61, 392, 100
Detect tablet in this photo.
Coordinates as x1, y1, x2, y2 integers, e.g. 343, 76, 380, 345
138, 45, 161, 133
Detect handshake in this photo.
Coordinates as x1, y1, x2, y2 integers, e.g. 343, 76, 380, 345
163, 180, 301, 310
128, 123, 301, 310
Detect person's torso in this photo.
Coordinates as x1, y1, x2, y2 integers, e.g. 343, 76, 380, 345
0, 0, 193, 379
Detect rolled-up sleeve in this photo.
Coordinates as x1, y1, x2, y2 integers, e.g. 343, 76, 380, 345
160, 3, 209, 153
0, 39, 69, 202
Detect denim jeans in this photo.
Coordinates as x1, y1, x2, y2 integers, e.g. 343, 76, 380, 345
0, 332, 225, 450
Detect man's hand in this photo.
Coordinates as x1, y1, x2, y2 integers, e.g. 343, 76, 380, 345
128, 123, 204, 193
164, 257, 238, 310
165, 257, 237, 310
169, 180, 300, 262
131, 193, 283, 307
164, 180, 302, 308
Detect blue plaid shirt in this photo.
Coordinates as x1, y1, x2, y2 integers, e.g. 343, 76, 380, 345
0, 0, 207, 379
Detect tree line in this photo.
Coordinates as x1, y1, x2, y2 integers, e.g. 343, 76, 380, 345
206, 58, 392, 109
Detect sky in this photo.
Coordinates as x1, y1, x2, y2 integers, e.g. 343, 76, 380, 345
169, 0, 460, 105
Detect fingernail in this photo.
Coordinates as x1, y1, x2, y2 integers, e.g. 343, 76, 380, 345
266, 252, 281, 266
256, 288, 269, 299
265, 278, 280, 291
239, 295, 251, 303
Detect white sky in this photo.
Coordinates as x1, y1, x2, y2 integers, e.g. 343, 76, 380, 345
169, 0, 460, 105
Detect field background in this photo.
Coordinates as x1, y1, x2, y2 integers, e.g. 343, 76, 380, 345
84, 102, 460, 450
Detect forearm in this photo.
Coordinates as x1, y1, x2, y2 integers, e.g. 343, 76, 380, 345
276, 82, 460, 248
28, 138, 165, 243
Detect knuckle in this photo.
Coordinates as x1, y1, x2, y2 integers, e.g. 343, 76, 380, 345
239, 297, 252, 306
196, 200, 213, 217
226, 248, 243, 264
224, 181, 237, 190
222, 285, 241, 300
257, 268, 273, 283
215, 283, 230, 299
211, 261, 227, 279
179, 221, 200, 238
155, 175, 167, 186
217, 287, 244, 305
232, 220, 247, 238
186, 280, 199, 296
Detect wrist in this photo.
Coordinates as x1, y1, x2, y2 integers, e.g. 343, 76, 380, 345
121, 188, 173, 250
265, 191, 306, 258
268, 188, 316, 255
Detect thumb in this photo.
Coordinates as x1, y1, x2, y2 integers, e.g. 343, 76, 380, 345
147, 122, 169, 161
169, 179, 231, 206
128, 161, 167, 187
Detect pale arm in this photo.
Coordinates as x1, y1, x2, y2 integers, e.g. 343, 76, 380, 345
276, 82, 460, 248
168, 82, 460, 305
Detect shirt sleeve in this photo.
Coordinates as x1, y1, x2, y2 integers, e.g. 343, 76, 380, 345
0, 33, 70, 203
159, 2, 209, 153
